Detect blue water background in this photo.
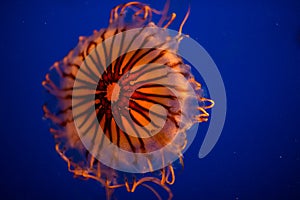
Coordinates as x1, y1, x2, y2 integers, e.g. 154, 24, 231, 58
0, 0, 299, 199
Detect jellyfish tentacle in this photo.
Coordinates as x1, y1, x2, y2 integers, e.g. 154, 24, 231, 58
165, 165, 175, 185
141, 183, 163, 200
163, 13, 176, 29
132, 176, 173, 200
178, 6, 190, 35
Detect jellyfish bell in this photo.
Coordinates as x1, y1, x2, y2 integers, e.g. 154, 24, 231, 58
42, 1, 214, 199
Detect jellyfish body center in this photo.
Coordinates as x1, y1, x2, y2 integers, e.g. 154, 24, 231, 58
106, 82, 120, 102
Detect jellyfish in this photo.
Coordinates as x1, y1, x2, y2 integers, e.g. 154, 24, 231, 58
42, 1, 214, 199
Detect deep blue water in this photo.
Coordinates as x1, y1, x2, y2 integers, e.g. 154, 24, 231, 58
1, 0, 299, 199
